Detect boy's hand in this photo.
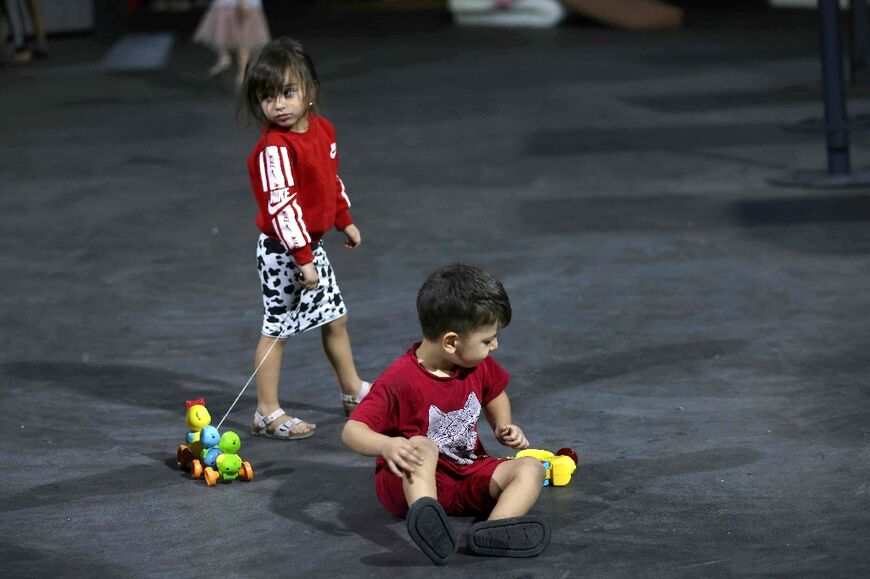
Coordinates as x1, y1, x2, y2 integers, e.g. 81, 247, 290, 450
381, 437, 425, 477
495, 424, 529, 450
342, 224, 361, 249
299, 262, 319, 289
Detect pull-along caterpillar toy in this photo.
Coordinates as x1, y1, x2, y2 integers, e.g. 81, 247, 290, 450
176, 398, 254, 487
514, 447, 578, 486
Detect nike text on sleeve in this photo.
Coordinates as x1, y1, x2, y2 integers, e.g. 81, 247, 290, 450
260, 145, 295, 215
273, 197, 311, 250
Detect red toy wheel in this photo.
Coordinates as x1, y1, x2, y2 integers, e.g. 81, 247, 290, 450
555, 447, 578, 465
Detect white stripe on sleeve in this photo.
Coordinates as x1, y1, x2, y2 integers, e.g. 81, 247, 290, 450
263, 145, 296, 215
337, 176, 351, 208
258, 151, 267, 192
291, 199, 311, 244
280, 147, 295, 187
272, 198, 310, 250
265, 146, 288, 190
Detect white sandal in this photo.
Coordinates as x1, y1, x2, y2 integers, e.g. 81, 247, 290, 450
341, 381, 371, 416
252, 408, 315, 440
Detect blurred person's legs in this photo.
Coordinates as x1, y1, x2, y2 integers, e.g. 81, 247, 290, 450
194, 3, 238, 78
25, 0, 46, 55
235, 48, 249, 86
0, 11, 7, 60
208, 47, 231, 76
3, 0, 31, 63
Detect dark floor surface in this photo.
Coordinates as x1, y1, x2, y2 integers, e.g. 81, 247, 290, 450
2, 3, 869, 578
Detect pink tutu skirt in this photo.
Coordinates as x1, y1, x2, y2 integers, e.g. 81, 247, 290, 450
193, 6, 271, 52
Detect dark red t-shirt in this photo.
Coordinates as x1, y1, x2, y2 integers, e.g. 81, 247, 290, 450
349, 342, 510, 477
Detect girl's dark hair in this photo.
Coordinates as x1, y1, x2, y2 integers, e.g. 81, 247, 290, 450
241, 37, 320, 125
417, 263, 512, 341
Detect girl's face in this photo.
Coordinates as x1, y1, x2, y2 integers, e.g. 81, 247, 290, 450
260, 71, 311, 132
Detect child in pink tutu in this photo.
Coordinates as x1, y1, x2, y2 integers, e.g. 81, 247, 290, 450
194, 0, 271, 86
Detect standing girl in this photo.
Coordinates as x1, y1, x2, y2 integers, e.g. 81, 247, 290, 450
194, 0, 270, 86
241, 38, 369, 440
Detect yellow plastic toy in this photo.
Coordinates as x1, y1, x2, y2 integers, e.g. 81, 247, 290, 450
185, 398, 211, 444
515, 447, 578, 487
177, 397, 212, 469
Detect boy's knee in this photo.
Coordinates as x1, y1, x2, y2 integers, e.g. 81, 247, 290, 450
515, 457, 546, 483
408, 436, 439, 460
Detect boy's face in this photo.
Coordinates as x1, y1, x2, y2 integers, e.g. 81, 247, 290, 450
450, 322, 500, 368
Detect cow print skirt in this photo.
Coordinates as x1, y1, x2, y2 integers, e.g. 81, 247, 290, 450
256, 234, 347, 338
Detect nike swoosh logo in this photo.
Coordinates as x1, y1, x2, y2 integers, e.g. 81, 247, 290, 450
268, 189, 296, 214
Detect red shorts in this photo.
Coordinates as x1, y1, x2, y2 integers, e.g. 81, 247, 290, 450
375, 455, 509, 518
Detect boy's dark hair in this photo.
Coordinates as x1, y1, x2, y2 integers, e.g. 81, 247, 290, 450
417, 263, 512, 340
241, 37, 320, 125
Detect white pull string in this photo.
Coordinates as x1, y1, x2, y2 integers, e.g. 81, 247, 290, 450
215, 271, 310, 429
215, 333, 283, 430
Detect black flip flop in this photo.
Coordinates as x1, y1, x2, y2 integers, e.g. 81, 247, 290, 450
467, 516, 551, 558
405, 497, 456, 565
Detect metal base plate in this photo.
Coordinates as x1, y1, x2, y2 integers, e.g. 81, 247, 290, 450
782, 114, 870, 133
768, 169, 870, 189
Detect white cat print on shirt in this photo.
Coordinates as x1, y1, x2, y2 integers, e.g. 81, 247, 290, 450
426, 392, 481, 465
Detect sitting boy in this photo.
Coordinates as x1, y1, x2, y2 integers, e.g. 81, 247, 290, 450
342, 263, 550, 565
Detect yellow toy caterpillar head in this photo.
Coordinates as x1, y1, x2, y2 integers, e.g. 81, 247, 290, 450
185, 397, 211, 431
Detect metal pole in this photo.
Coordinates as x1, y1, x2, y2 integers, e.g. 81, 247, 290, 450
818, 0, 851, 174
850, 0, 870, 84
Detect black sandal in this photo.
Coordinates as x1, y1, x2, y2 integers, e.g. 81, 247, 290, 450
405, 497, 456, 566
467, 516, 551, 558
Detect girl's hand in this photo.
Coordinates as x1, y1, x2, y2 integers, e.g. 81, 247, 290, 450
299, 262, 319, 289
381, 436, 425, 477
342, 224, 361, 249
495, 424, 529, 450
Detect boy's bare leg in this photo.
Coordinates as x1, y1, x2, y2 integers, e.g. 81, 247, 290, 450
465, 457, 549, 558
401, 436, 440, 505
321, 315, 364, 396
401, 437, 455, 565
487, 457, 545, 520
254, 335, 315, 434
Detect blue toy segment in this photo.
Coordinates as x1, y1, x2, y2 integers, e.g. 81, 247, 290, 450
200, 426, 221, 448
202, 447, 222, 467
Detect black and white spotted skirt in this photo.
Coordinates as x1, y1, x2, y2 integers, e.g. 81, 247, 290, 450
256, 234, 347, 338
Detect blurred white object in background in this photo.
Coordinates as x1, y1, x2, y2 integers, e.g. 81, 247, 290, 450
768, 0, 847, 7
448, 0, 566, 28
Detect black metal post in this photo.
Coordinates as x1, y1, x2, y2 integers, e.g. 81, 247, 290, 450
850, 0, 870, 84
769, 1, 870, 187
818, 0, 851, 174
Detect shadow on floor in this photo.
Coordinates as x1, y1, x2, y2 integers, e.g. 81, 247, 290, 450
515, 194, 870, 255
0, 361, 228, 413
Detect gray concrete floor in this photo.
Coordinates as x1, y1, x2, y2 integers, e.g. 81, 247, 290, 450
2, 4, 870, 578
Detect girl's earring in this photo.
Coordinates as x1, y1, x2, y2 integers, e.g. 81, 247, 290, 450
308, 102, 314, 106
